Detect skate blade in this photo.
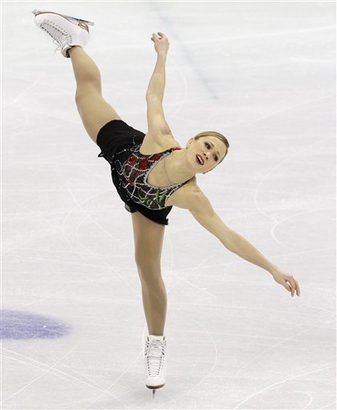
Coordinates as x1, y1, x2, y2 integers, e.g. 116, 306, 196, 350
32, 9, 95, 26
146, 384, 165, 399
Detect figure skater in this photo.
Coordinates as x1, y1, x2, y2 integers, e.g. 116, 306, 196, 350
32, 10, 301, 394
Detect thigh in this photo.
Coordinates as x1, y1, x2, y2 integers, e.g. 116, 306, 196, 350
131, 212, 166, 271
76, 89, 121, 143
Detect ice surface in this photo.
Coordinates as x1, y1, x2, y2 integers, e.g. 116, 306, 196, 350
2, 1, 336, 409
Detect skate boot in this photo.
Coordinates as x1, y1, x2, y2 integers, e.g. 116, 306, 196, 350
144, 335, 167, 394
32, 10, 92, 58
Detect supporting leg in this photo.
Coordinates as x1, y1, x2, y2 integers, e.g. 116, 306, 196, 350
131, 213, 168, 393
131, 212, 167, 336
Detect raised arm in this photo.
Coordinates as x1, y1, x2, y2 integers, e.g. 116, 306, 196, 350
173, 185, 301, 297
145, 32, 172, 141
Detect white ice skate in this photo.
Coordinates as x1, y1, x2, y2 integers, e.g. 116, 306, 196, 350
144, 335, 167, 398
32, 9, 93, 58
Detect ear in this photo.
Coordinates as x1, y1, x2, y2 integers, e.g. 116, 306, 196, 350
203, 166, 215, 175
186, 137, 194, 147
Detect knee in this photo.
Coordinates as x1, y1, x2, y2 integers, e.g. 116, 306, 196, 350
75, 89, 86, 111
75, 87, 95, 107
75, 81, 102, 105
74, 89, 103, 121
135, 257, 162, 287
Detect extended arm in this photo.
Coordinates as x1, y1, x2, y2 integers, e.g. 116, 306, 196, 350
186, 189, 301, 297
145, 32, 172, 138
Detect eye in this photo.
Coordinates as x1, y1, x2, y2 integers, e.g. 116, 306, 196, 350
205, 142, 211, 149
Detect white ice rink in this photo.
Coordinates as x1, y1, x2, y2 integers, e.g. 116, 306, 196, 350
2, 1, 336, 409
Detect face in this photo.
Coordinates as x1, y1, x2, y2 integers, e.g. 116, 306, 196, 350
186, 136, 228, 173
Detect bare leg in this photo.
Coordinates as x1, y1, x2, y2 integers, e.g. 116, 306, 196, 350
131, 212, 167, 336
68, 46, 121, 143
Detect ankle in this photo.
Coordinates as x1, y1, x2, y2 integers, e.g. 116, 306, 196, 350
68, 46, 82, 56
148, 334, 165, 341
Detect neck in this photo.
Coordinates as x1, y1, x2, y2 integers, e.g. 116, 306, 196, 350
164, 149, 195, 183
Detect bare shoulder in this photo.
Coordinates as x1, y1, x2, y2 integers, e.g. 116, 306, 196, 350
166, 178, 211, 210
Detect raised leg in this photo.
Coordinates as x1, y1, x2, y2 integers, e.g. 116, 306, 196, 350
68, 46, 121, 143
131, 212, 167, 336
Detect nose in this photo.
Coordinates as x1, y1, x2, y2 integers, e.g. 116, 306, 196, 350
203, 152, 209, 160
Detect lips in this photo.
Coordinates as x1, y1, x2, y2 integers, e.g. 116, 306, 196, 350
196, 155, 204, 165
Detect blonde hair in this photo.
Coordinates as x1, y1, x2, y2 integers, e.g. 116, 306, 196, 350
194, 131, 230, 159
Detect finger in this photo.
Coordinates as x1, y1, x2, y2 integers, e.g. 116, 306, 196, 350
290, 279, 296, 296
294, 279, 301, 296
284, 280, 294, 296
285, 275, 297, 296
290, 280, 295, 297
284, 282, 291, 294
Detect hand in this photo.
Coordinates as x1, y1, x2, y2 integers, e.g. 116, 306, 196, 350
272, 269, 301, 297
151, 32, 170, 55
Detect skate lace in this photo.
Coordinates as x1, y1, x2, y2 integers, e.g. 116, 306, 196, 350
40, 21, 72, 53
145, 339, 166, 377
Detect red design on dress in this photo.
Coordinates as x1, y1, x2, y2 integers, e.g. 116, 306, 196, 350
139, 159, 149, 170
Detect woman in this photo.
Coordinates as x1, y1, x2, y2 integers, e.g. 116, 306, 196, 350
33, 10, 301, 393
